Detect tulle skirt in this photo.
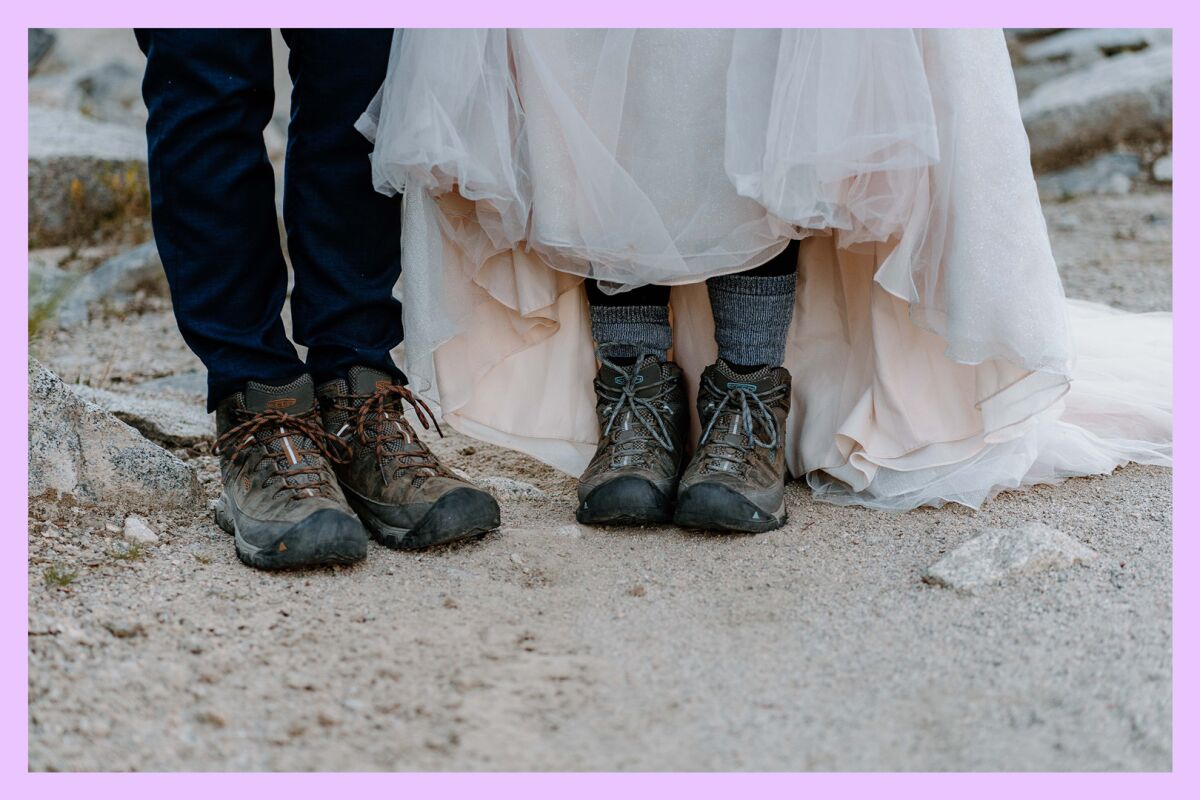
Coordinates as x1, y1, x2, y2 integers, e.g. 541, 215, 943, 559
358, 28, 1172, 510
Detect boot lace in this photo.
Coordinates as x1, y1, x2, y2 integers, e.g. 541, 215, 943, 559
696, 373, 787, 475
331, 383, 449, 485
213, 406, 350, 500
595, 344, 678, 469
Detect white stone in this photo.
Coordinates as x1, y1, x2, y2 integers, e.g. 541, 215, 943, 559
555, 524, 585, 539
1152, 154, 1172, 183
122, 515, 160, 545
922, 523, 1099, 591
475, 476, 549, 501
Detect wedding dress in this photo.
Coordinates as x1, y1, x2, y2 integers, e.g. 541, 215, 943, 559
357, 28, 1172, 511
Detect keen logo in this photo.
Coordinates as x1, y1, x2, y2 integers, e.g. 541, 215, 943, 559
614, 375, 645, 386
266, 397, 298, 410
727, 382, 759, 392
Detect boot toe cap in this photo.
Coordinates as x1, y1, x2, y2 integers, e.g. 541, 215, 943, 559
403, 487, 502, 549
576, 475, 673, 525
674, 481, 785, 533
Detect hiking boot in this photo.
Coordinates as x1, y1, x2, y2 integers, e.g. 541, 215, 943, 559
576, 349, 689, 525
213, 375, 369, 570
674, 360, 792, 533
317, 367, 500, 550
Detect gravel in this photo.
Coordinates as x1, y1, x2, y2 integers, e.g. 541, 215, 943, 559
27, 172, 1172, 771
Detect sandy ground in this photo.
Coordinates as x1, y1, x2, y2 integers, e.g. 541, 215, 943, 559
27, 190, 1172, 771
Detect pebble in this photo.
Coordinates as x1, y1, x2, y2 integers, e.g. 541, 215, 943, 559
123, 515, 160, 546
922, 523, 1099, 592
475, 476, 548, 501
101, 619, 146, 639
1152, 154, 1172, 183
555, 524, 585, 539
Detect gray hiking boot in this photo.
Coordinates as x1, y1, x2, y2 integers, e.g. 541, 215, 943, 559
576, 350, 689, 525
317, 367, 501, 550
213, 375, 369, 570
674, 359, 792, 533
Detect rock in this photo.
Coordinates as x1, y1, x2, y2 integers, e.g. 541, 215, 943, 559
55, 620, 95, 648
1152, 154, 1172, 183
29, 29, 56, 74
122, 515, 160, 545
1022, 29, 1170, 66
1021, 46, 1172, 172
101, 619, 146, 639
28, 251, 78, 335
555, 524, 585, 539
475, 476, 548, 501
72, 384, 213, 448
28, 29, 149, 120
73, 61, 145, 124
1052, 211, 1082, 232
51, 242, 166, 329
922, 523, 1098, 592
126, 370, 208, 402
1036, 153, 1141, 200
1005, 29, 1066, 44
1012, 62, 1075, 99
28, 107, 150, 247
28, 359, 201, 512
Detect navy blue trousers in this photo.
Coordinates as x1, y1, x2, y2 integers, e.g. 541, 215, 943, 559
135, 29, 404, 411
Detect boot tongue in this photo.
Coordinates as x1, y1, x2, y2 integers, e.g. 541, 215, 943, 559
710, 359, 775, 395
241, 375, 323, 491
344, 366, 430, 467
599, 357, 665, 398
244, 375, 315, 414
347, 366, 399, 398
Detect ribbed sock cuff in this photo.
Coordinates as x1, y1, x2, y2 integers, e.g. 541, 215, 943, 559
589, 303, 672, 361
707, 273, 796, 368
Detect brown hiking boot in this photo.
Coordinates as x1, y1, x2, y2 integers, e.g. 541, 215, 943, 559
316, 367, 500, 549
673, 360, 792, 533
213, 375, 369, 570
576, 350, 689, 525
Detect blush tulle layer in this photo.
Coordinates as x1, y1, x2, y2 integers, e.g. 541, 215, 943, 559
359, 28, 1171, 510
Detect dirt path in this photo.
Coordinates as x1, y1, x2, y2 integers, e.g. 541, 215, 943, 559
27, 190, 1172, 771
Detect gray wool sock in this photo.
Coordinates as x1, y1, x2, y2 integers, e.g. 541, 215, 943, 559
707, 273, 797, 368
589, 304, 672, 361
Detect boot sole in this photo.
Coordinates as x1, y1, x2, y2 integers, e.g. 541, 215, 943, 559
214, 493, 368, 570
576, 475, 674, 526
673, 482, 786, 533
346, 486, 501, 550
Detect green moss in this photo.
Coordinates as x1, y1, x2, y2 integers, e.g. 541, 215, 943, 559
108, 542, 146, 562
43, 566, 78, 588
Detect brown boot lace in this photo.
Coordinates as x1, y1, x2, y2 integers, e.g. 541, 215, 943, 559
213, 406, 351, 500
332, 384, 449, 485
